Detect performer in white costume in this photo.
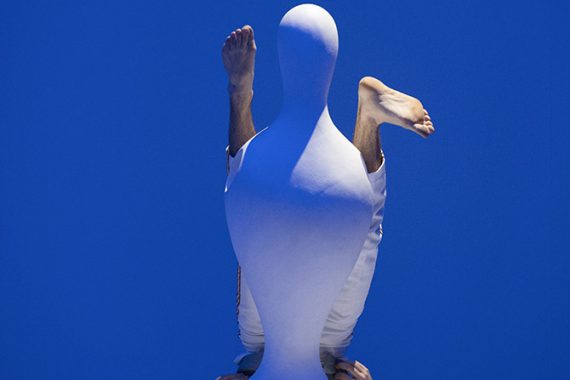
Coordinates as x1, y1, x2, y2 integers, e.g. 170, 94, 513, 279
219, 4, 434, 380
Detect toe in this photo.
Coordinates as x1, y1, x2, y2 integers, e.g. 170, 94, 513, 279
241, 28, 250, 47
243, 24, 253, 32
413, 123, 430, 138
230, 31, 237, 47
223, 36, 231, 50
243, 25, 256, 49
236, 28, 243, 47
243, 25, 253, 39
413, 123, 425, 133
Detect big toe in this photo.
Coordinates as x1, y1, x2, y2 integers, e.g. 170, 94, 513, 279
413, 122, 433, 138
242, 25, 254, 37
240, 28, 250, 47
242, 25, 256, 48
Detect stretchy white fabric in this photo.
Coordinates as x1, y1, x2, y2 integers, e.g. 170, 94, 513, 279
224, 5, 384, 379
226, 141, 387, 376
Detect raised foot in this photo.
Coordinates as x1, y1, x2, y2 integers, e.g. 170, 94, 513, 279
222, 25, 257, 96
358, 76, 435, 138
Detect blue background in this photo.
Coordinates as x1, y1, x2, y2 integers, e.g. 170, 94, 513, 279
1, 1, 566, 379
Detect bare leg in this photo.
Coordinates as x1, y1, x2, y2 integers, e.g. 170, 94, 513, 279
222, 25, 257, 157
353, 99, 384, 173
353, 76, 435, 173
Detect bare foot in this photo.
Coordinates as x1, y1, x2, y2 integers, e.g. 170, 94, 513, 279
222, 25, 257, 96
358, 76, 434, 138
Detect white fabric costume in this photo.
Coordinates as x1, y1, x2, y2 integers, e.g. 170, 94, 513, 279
225, 139, 387, 377
224, 5, 387, 380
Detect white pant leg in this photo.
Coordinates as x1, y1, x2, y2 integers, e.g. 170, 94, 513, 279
226, 143, 387, 369
319, 153, 387, 356
236, 266, 265, 352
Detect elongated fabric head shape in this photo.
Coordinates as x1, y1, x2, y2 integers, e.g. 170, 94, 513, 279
278, 4, 339, 109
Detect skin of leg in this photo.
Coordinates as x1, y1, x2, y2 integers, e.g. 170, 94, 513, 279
222, 26, 257, 157
352, 94, 383, 173
229, 91, 256, 157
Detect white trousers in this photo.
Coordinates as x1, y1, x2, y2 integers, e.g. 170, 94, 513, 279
225, 139, 387, 375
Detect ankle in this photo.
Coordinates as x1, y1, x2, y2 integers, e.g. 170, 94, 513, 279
357, 99, 381, 129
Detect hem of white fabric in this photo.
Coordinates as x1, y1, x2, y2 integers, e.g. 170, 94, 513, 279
367, 150, 386, 182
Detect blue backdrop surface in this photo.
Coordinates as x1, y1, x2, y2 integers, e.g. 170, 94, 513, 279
1, 1, 566, 379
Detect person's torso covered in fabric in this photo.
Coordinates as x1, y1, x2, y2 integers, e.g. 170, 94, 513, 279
224, 128, 387, 373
